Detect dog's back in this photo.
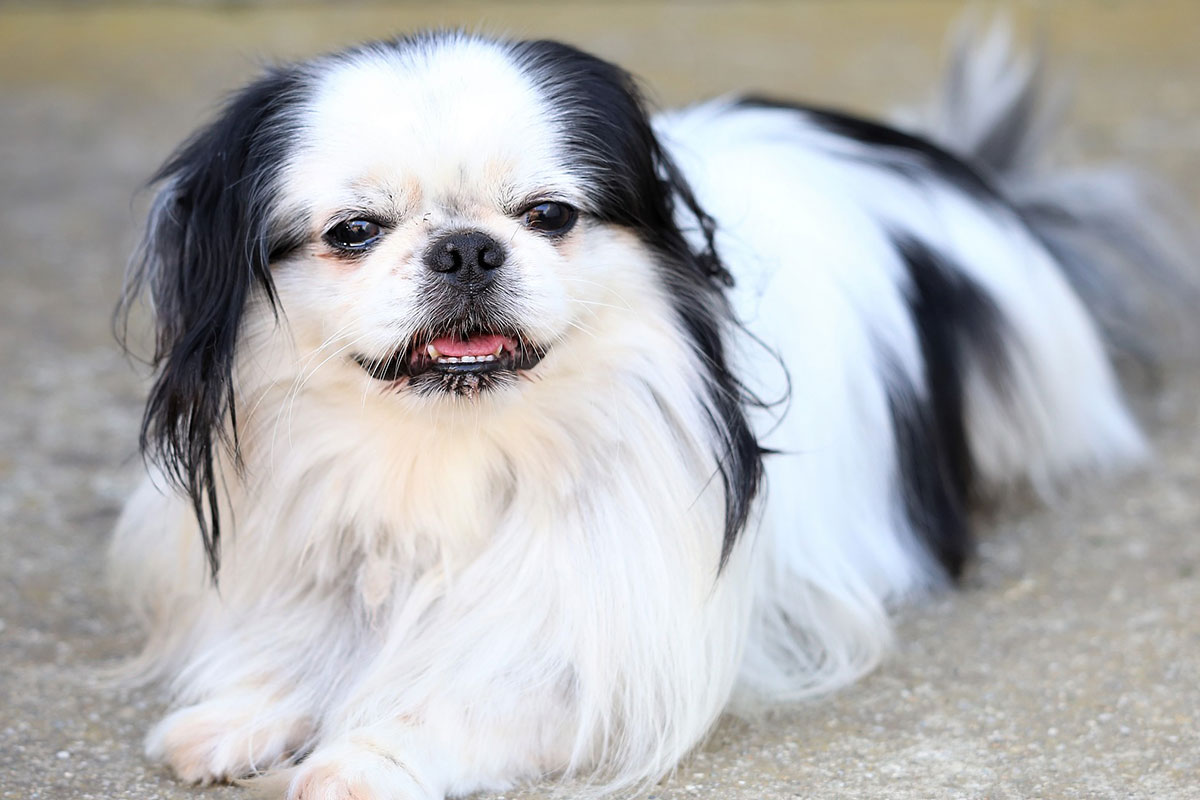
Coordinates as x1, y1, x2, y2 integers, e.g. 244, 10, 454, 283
656, 21, 1192, 700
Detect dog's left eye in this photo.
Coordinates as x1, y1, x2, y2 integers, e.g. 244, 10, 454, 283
325, 219, 383, 250
521, 201, 577, 236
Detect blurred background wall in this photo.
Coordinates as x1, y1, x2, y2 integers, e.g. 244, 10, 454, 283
3, 1, 1199, 200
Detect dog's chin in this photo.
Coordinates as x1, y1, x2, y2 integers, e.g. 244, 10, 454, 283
354, 328, 547, 398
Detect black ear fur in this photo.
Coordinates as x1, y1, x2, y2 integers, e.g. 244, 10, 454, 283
510, 39, 765, 568
117, 65, 310, 577
648, 141, 765, 570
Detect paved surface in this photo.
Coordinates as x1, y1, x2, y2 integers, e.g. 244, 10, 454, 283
1, 3, 1198, 799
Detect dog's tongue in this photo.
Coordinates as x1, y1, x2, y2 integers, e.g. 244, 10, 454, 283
429, 333, 508, 358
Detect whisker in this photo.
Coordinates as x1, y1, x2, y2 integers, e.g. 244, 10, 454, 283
568, 298, 631, 312
273, 335, 372, 457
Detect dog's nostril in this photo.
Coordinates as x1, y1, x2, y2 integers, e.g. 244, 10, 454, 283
480, 244, 503, 270
424, 231, 506, 278
430, 242, 464, 273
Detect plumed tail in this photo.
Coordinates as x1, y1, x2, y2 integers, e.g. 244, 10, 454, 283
922, 16, 1200, 368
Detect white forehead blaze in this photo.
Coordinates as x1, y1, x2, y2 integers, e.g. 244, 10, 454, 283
282, 37, 577, 225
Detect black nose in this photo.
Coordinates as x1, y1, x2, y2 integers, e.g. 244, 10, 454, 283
424, 230, 506, 289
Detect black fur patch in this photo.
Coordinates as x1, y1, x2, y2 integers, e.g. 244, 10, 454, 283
889, 235, 1011, 578
737, 94, 1016, 577
737, 95, 1002, 202
512, 39, 764, 568
118, 66, 312, 577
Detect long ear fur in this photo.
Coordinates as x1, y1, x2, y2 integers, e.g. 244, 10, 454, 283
116, 65, 310, 577
652, 150, 768, 569
616, 64, 769, 571
511, 39, 766, 568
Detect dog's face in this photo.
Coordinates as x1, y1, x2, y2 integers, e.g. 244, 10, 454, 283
277, 39, 607, 399
126, 33, 759, 571
182, 34, 725, 408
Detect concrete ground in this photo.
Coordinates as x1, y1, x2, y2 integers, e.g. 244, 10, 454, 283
1, 3, 1198, 798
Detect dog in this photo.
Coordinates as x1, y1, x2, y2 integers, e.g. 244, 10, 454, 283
111, 22, 1190, 800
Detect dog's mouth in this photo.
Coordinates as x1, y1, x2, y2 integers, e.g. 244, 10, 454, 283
354, 330, 545, 396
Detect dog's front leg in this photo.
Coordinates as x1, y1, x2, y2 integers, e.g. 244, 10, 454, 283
147, 683, 314, 785
284, 725, 446, 800
283, 701, 569, 800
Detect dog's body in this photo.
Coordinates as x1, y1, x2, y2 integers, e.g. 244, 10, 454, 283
112, 29, 1182, 799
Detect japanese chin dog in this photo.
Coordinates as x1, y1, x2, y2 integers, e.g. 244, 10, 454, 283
111, 21, 1192, 800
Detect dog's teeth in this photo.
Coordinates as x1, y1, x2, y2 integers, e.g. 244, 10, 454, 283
429, 344, 505, 366
432, 353, 498, 365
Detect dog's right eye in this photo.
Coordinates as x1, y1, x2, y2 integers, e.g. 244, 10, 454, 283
325, 219, 383, 250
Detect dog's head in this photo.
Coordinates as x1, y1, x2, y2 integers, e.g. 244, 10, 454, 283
123, 32, 759, 572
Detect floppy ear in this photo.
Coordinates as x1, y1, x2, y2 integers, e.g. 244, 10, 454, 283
511, 39, 766, 568
648, 145, 767, 570
118, 65, 309, 577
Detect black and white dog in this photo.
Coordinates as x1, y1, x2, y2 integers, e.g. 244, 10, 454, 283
112, 23, 1187, 799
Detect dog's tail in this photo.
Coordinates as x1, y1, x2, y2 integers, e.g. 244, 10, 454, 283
918, 16, 1200, 370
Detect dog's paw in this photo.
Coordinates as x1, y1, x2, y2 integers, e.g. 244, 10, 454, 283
286, 736, 439, 800
146, 698, 311, 784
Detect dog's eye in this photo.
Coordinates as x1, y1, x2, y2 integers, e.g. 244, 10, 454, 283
522, 201, 577, 236
325, 219, 383, 250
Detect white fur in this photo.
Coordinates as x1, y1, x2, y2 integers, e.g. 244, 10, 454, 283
112, 31, 1150, 799
656, 99, 1145, 701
